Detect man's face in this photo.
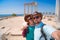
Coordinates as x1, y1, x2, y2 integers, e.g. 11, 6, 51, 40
33, 15, 41, 24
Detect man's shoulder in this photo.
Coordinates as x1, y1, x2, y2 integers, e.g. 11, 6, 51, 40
43, 24, 55, 32
43, 24, 56, 35
43, 24, 53, 28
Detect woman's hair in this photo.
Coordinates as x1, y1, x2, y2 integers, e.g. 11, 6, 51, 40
33, 11, 43, 20
24, 14, 33, 25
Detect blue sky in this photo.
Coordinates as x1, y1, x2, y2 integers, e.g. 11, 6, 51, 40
0, 0, 56, 14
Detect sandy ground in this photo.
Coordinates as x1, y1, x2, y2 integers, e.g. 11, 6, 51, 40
0, 16, 26, 40
0, 16, 25, 34
0, 16, 58, 40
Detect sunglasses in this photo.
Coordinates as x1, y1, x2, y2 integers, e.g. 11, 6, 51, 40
27, 17, 33, 20
33, 16, 39, 19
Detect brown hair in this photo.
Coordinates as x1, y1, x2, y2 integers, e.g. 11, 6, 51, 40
24, 14, 33, 22
33, 11, 43, 20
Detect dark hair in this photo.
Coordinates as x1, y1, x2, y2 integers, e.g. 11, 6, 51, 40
33, 11, 43, 20
24, 14, 33, 25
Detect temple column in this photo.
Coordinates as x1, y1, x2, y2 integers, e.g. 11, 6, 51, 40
56, 0, 60, 29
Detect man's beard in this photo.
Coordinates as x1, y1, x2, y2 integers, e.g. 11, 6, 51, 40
35, 21, 40, 24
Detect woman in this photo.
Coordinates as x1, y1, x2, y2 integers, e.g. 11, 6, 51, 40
22, 14, 35, 40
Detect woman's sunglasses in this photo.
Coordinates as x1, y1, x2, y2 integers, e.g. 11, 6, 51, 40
33, 16, 39, 19
27, 17, 33, 20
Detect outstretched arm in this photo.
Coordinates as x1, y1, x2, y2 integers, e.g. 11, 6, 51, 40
43, 25, 60, 40
52, 30, 60, 40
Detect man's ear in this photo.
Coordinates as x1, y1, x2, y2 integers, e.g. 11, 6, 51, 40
39, 17, 42, 20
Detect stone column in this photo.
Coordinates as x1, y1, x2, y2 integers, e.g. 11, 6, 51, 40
56, 0, 60, 22
56, 0, 60, 29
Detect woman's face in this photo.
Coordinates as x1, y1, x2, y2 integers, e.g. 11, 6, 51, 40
27, 17, 34, 24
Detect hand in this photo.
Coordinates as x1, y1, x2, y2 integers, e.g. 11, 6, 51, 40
52, 30, 60, 40
21, 25, 28, 31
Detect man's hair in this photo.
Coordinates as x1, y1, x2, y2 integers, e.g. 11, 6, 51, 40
33, 11, 43, 20
24, 14, 33, 22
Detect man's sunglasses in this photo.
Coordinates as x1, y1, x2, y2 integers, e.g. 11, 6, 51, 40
33, 16, 39, 19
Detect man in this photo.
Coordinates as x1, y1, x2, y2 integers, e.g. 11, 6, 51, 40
33, 11, 60, 40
